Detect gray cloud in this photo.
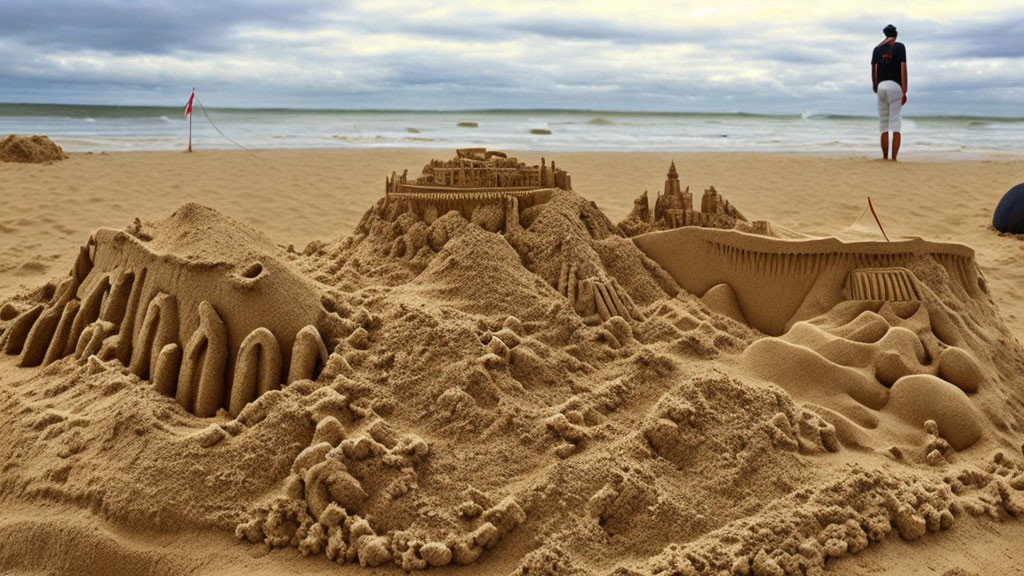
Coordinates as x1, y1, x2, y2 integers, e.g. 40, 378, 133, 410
0, 1, 1022, 116
0, 0, 339, 54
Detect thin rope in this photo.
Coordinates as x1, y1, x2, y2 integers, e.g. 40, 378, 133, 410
850, 206, 870, 227
194, 95, 251, 151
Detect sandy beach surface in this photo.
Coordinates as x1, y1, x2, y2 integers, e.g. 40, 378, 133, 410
3, 150, 1022, 339
2, 148, 1023, 576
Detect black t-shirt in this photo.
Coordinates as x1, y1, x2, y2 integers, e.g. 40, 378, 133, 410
872, 42, 906, 87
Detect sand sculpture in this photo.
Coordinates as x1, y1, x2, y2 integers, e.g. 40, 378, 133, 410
3, 155, 1024, 575
369, 149, 668, 324
619, 162, 755, 236
0, 204, 342, 417
633, 227, 983, 336
382, 148, 570, 224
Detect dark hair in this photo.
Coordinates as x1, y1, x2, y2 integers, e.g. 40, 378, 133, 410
883, 24, 898, 38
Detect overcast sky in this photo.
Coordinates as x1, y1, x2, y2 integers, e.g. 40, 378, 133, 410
2, 0, 1022, 116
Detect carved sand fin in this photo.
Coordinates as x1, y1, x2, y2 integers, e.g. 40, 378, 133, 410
287, 325, 328, 384
229, 327, 283, 416
612, 278, 645, 322
567, 264, 579, 304
593, 282, 613, 321
43, 300, 81, 366
100, 270, 136, 329
604, 280, 632, 322
153, 343, 182, 397
50, 276, 79, 309
75, 320, 116, 362
72, 236, 95, 285
115, 267, 148, 366
557, 260, 569, 296
576, 279, 595, 316
176, 301, 229, 418
65, 275, 111, 357
131, 293, 179, 380
19, 303, 65, 367
3, 305, 44, 355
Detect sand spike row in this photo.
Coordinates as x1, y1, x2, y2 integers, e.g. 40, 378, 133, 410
847, 268, 921, 302
579, 276, 638, 322
611, 278, 645, 321
130, 293, 180, 381
230, 327, 283, 416
176, 301, 229, 418
287, 325, 329, 384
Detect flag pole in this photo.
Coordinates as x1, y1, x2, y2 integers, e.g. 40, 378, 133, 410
185, 87, 195, 153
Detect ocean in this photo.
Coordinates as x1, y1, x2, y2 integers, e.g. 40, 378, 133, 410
2, 103, 1022, 156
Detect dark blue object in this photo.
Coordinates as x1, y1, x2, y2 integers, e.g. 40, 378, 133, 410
993, 183, 1024, 233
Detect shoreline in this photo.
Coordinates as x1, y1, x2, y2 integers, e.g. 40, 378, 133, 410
57, 145, 1024, 162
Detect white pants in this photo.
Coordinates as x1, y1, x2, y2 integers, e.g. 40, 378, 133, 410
877, 80, 903, 133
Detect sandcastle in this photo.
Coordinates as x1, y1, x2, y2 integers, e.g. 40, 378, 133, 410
619, 162, 753, 236
0, 204, 343, 417
3, 160, 1024, 576
633, 225, 984, 336
382, 148, 570, 224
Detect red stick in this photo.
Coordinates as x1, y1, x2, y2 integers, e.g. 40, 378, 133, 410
867, 196, 890, 242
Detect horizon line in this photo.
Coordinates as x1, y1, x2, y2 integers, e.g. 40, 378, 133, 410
2, 102, 1024, 122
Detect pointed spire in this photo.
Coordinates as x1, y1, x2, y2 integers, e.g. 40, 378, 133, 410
667, 161, 678, 180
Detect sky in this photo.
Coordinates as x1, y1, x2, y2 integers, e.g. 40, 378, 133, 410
1, 0, 1023, 116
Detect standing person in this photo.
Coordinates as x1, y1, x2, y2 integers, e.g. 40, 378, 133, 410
872, 24, 907, 161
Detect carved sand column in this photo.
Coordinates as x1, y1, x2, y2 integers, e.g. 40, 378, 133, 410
287, 325, 328, 384
176, 301, 229, 417
229, 327, 283, 416
131, 293, 180, 385
42, 300, 81, 366
114, 267, 148, 366
65, 275, 111, 357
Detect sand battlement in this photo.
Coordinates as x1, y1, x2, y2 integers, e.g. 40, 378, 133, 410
385, 148, 571, 196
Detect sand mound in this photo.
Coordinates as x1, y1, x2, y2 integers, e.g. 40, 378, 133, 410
3, 172, 1024, 575
0, 203, 348, 417
0, 134, 68, 163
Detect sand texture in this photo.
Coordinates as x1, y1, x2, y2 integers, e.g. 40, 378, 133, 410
0, 135, 68, 164
1, 148, 1024, 575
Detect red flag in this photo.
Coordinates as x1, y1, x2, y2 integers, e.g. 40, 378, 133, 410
184, 89, 195, 118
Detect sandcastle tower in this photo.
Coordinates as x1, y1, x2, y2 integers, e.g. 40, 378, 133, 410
655, 161, 693, 228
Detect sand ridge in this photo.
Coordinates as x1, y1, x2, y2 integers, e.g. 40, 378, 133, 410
1, 149, 1024, 575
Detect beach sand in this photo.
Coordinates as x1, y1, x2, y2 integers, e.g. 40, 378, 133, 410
2, 150, 1021, 339
1, 148, 1023, 575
